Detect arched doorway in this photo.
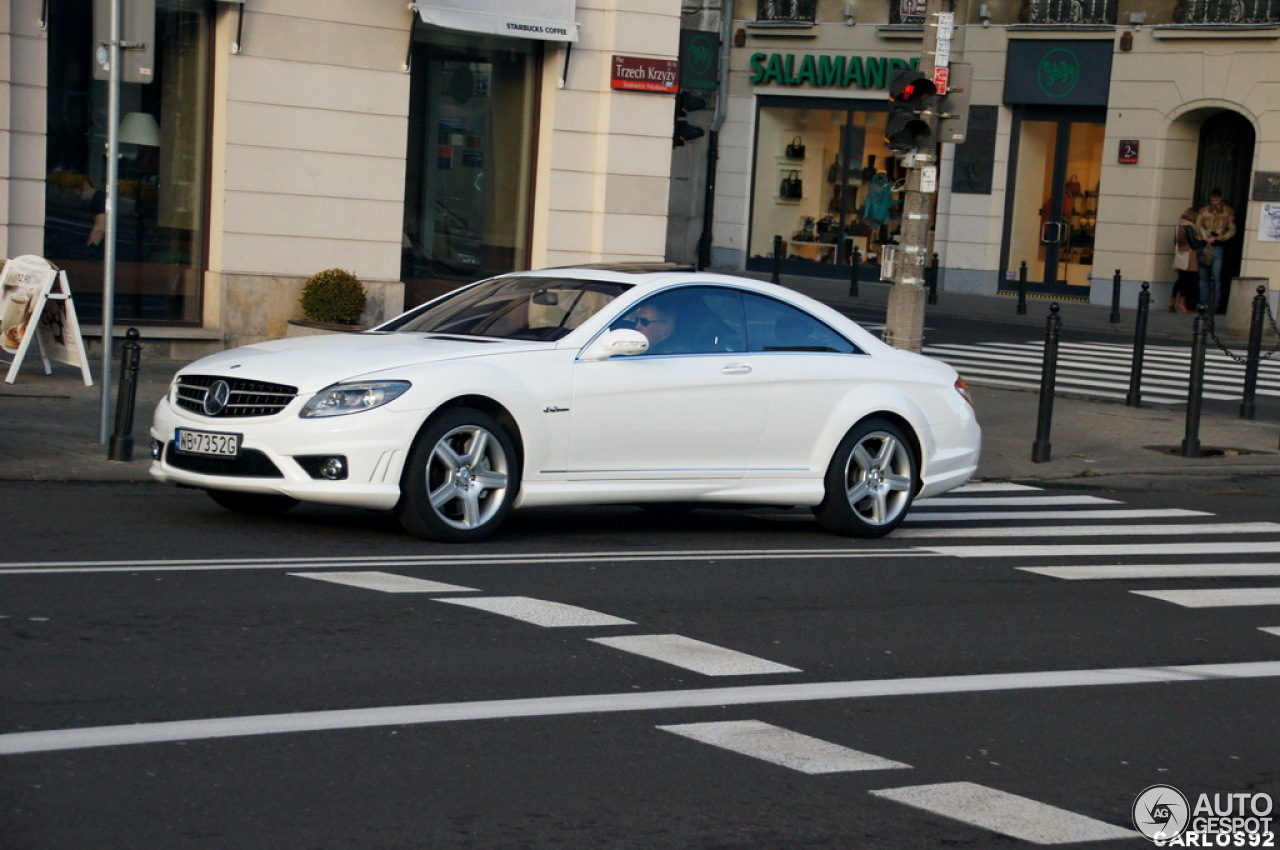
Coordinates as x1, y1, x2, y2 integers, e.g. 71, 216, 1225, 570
1195, 111, 1255, 298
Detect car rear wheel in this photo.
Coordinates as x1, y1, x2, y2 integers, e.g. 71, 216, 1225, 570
813, 418, 916, 538
206, 489, 300, 515
396, 408, 517, 542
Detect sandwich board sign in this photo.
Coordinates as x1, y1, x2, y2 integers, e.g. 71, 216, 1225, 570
1, 255, 94, 386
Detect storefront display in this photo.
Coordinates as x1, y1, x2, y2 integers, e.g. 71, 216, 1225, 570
747, 98, 912, 278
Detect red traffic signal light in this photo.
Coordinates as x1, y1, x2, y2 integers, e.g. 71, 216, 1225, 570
889, 69, 936, 104
885, 69, 938, 152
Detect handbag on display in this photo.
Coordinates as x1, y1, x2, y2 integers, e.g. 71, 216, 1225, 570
780, 170, 803, 199
1065, 174, 1082, 197
785, 135, 806, 159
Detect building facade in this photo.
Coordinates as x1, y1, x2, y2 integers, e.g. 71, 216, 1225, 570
2, 0, 682, 355
687, 0, 1280, 310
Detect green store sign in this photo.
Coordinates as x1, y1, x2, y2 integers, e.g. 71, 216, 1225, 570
748, 52, 920, 90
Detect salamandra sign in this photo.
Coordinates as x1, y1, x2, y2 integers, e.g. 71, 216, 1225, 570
748, 52, 920, 90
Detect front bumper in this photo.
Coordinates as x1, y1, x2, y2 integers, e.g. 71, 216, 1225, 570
148, 395, 424, 510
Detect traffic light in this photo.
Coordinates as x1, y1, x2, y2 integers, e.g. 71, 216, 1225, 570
673, 90, 708, 147
884, 69, 937, 153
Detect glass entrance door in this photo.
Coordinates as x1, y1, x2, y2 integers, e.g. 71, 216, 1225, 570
1006, 112, 1104, 292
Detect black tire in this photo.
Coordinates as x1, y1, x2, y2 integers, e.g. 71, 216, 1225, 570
395, 408, 518, 542
206, 489, 300, 515
813, 418, 917, 538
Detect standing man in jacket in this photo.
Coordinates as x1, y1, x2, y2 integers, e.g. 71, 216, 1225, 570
1195, 188, 1237, 313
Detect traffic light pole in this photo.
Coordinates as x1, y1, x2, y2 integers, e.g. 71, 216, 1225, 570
882, 0, 945, 354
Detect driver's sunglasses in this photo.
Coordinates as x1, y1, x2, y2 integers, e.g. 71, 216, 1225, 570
636, 316, 666, 326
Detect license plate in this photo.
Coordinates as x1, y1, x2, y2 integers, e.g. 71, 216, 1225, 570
175, 428, 241, 458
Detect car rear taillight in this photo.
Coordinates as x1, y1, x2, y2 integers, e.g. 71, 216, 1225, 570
955, 376, 974, 408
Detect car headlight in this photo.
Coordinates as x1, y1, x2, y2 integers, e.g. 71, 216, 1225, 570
301, 381, 411, 418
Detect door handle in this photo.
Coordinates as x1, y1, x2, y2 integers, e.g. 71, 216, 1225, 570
722, 364, 753, 375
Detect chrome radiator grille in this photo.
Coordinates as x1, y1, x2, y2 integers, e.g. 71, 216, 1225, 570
175, 374, 299, 418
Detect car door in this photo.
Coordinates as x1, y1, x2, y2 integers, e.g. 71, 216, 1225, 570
567, 286, 769, 482
739, 292, 870, 475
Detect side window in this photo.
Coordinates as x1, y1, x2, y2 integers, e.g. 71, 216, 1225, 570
743, 293, 861, 353
613, 287, 746, 355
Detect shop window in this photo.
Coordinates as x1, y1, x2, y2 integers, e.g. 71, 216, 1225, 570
1020, 0, 1117, 24
401, 29, 538, 307
756, 0, 818, 22
748, 100, 909, 279
43, 0, 209, 325
889, 0, 927, 25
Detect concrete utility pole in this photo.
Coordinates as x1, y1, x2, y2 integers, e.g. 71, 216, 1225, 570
882, 0, 948, 353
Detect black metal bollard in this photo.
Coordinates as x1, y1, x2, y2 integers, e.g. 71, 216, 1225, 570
772, 235, 783, 284
1126, 282, 1151, 407
1239, 284, 1268, 420
108, 328, 143, 462
1017, 261, 1028, 315
849, 245, 861, 297
1032, 302, 1062, 463
1109, 269, 1122, 323
1182, 306, 1209, 458
927, 252, 940, 305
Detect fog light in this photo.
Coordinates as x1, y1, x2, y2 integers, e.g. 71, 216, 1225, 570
150, 439, 163, 460
320, 457, 346, 480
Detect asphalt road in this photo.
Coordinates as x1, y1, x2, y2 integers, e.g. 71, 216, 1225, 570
4, 478, 1280, 848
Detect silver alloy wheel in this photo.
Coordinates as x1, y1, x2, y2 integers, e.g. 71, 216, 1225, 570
841, 428, 913, 527
425, 424, 511, 531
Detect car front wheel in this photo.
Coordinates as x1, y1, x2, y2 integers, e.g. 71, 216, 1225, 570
396, 408, 518, 542
813, 418, 917, 537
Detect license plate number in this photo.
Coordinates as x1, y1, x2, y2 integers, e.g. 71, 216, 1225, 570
175, 428, 241, 458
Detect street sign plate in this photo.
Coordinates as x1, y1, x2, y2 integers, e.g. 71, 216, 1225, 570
933, 67, 950, 95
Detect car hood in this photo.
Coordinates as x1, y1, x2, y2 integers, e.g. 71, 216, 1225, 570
179, 332, 551, 390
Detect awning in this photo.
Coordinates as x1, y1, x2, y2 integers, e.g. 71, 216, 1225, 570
410, 0, 579, 43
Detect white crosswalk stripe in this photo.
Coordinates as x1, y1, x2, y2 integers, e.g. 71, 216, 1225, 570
658, 720, 910, 773
924, 340, 1280, 405
871, 782, 1137, 844
908, 485, 1280, 655
590, 634, 801, 676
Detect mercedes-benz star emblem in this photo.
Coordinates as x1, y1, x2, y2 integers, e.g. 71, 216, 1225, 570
203, 380, 232, 416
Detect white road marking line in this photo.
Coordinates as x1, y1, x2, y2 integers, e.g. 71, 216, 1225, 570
913, 496, 1119, 507
437, 596, 634, 628
926, 542, 1280, 559
1022, 564, 1280, 580
897, 522, 1280, 539
288, 571, 477, 593
906, 509, 1209, 523
952, 482, 1042, 492
658, 720, 910, 774
870, 782, 1136, 844
589, 634, 801, 676
4, 660, 1279, 756
0, 548, 922, 575
1131, 588, 1280, 608
1260, 627, 1280, 637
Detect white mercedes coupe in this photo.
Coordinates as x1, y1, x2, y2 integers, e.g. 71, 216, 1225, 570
149, 266, 980, 542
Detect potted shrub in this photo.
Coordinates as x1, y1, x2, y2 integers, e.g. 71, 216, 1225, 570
289, 268, 367, 334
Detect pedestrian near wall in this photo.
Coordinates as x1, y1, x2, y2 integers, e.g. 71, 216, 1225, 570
1171, 206, 1200, 313
1195, 189, 1236, 313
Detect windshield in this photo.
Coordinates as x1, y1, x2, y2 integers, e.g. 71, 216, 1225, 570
387, 276, 631, 341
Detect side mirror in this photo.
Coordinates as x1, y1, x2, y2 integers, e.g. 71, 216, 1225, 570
579, 329, 650, 361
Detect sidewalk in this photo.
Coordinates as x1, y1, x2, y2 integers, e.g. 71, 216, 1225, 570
1, 281, 1277, 485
